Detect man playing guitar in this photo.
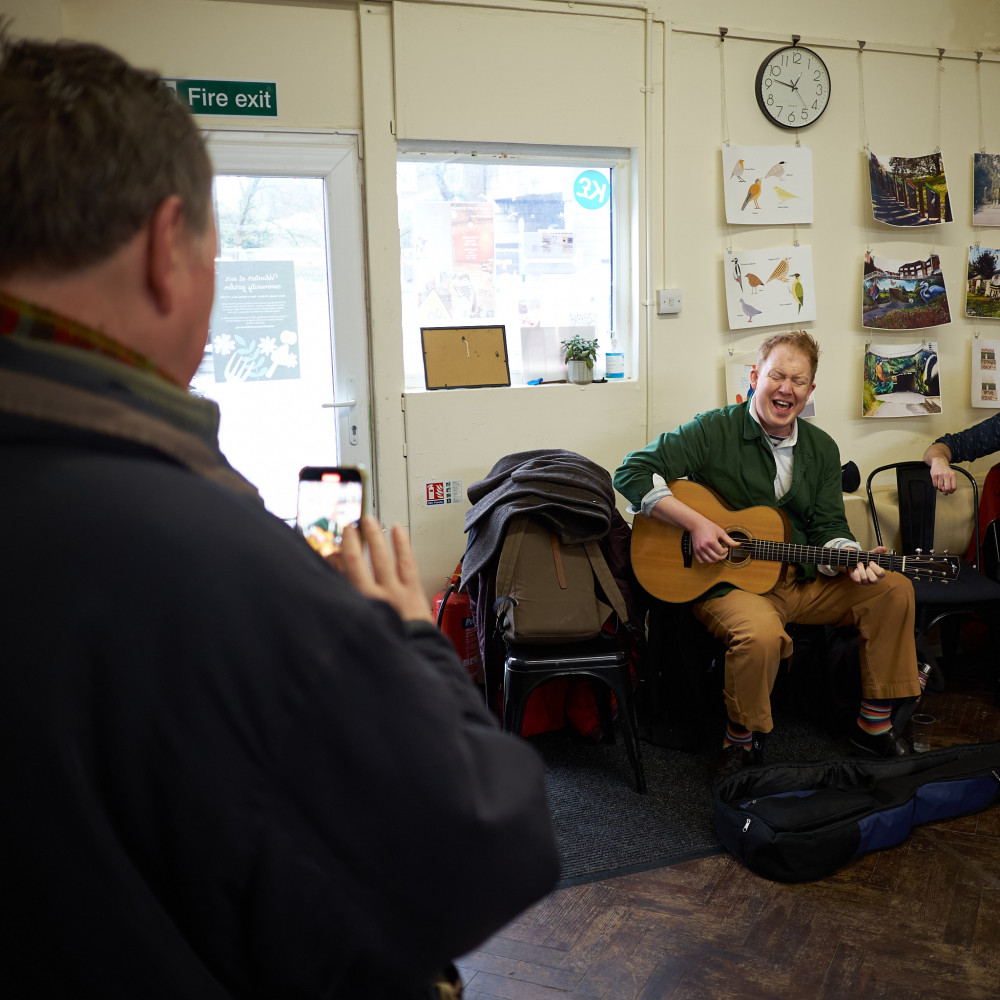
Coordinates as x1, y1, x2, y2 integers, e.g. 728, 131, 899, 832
615, 331, 923, 782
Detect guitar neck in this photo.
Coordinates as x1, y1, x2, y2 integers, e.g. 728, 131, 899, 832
739, 539, 902, 573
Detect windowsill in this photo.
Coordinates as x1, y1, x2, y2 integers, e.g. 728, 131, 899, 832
403, 377, 636, 393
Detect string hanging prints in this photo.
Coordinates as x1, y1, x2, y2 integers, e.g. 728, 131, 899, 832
970, 338, 1000, 408
974, 154, 1000, 226
721, 146, 814, 225
863, 341, 941, 418
866, 150, 952, 227
967, 245, 1000, 320
725, 245, 816, 329
862, 250, 951, 330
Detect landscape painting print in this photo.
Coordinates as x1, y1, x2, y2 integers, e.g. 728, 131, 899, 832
862, 251, 951, 330
967, 246, 1000, 319
868, 150, 952, 227
973, 153, 1000, 225
722, 146, 814, 225
863, 342, 941, 418
725, 245, 816, 330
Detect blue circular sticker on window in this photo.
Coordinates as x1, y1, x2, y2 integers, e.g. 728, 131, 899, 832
573, 170, 611, 210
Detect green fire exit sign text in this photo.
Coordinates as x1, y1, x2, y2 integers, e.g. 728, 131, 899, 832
166, 79, 277, 117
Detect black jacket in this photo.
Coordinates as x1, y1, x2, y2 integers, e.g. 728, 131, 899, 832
0, 329, 558, 998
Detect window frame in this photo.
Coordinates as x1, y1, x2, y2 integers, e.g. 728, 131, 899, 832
396, 140, 632, 389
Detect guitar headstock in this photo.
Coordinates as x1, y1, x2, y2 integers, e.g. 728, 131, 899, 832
904, 554, 961, 582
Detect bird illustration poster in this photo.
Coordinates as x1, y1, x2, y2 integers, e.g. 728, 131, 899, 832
863, 342, 941, 418
862, 251, 951, 330
966, 245, 1000, 320
722, 146, 814, 224
972, 153, 1000, 225
970, 338, 1000, 408
725, 245, 816, 329
867, 150, 952, 227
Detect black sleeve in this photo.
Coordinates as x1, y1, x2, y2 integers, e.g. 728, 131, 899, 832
270, 592, 560, 991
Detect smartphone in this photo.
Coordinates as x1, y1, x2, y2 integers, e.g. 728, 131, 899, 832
296, 466, 365, 557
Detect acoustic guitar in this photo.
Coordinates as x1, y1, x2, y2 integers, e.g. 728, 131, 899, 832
630, 479, 960, 603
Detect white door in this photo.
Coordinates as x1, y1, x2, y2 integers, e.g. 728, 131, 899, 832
192, 131, 372, 522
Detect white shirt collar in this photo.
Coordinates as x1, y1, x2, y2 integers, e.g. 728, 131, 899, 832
749, 393, 798, 449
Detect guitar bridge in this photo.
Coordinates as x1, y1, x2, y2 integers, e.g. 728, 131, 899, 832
681, 530, 694, 568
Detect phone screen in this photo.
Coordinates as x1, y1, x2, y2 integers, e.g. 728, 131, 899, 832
296, 467, 364, 557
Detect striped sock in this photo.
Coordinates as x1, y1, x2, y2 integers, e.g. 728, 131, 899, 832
857, 698, 893, 736
918, 668, 929, 691
723, 720, 753, 749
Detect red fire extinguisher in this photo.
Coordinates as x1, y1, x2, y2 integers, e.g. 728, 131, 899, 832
433, 563, 482, 683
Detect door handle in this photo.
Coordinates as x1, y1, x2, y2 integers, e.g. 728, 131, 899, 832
321, 376, 359, 445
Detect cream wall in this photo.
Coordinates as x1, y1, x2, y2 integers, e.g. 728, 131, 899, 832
3, 0, 61, 35
6, 0, 1000, 595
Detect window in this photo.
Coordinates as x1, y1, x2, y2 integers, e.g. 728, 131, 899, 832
397, 143, 630, 388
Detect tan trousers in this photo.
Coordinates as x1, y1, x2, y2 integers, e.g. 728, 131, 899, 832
692, 571, 920, 733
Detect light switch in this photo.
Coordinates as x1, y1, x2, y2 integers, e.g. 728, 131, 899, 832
657, 289, 682, 315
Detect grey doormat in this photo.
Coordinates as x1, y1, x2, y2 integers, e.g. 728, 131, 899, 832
531, 710, 852, 886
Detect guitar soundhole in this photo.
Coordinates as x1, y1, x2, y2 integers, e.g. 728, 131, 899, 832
726, 529, 752, 567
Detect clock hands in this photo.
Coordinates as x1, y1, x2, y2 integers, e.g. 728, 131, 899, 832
774, 73, 809, 106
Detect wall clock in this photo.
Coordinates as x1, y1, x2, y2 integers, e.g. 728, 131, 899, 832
755, 44, 831, 129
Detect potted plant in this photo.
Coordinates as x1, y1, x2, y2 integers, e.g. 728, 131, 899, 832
561, 334, 599, 385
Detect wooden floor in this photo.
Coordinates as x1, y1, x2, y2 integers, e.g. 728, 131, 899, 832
458, 667, 1000, 1000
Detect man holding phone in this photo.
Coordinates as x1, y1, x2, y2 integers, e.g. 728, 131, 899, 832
0, 25, 557, 999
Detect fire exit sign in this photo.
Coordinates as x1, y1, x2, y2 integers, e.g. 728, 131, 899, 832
165, 78, 277, 117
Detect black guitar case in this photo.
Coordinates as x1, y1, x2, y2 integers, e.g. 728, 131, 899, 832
713, 742, 1000, 883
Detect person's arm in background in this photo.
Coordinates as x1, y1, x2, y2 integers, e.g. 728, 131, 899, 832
924, 413, 1000, 494
923, 440, 956, 494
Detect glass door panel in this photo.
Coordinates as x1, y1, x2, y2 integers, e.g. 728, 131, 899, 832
193, 133, 371, 522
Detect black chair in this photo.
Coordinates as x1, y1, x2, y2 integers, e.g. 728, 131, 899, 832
866, 462, 1000, 680
501, 635, 646, 793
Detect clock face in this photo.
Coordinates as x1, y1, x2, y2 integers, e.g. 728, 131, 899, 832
755, 45, 831, 129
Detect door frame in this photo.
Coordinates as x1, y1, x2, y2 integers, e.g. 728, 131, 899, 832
204, 129, 376, 507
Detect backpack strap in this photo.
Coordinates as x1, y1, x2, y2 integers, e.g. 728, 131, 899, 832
494, 515, 529, 600
583, 539, 634, 633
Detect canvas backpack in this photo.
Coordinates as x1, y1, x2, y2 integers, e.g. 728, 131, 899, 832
492, 514, 630, 644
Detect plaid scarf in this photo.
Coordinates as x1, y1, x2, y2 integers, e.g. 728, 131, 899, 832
0, 290, 174, 382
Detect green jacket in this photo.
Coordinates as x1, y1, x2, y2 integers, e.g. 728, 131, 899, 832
614, 402, 854, 585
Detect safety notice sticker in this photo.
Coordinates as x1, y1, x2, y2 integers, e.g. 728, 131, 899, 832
425, 480, 463, 506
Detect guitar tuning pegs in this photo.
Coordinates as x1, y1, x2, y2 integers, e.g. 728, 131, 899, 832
915, 547, 923, 555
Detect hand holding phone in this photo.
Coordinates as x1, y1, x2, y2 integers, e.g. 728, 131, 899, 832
296, 466, 365, 557
339, 517, 433, 624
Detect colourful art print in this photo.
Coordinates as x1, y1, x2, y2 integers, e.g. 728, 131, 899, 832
867, 150, 952, 227
863, 342, 941, 418
971, 338, 1000, 409
973, 153, 1000, 226
862, 251, 951, 330
721, 146, 814, 225
725, 245, 816, 330
966, 246, 1000, 320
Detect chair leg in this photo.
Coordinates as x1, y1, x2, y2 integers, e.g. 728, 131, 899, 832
610, 668, 647, 794
593, 684, 616, 744
502, 669, 525, 736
